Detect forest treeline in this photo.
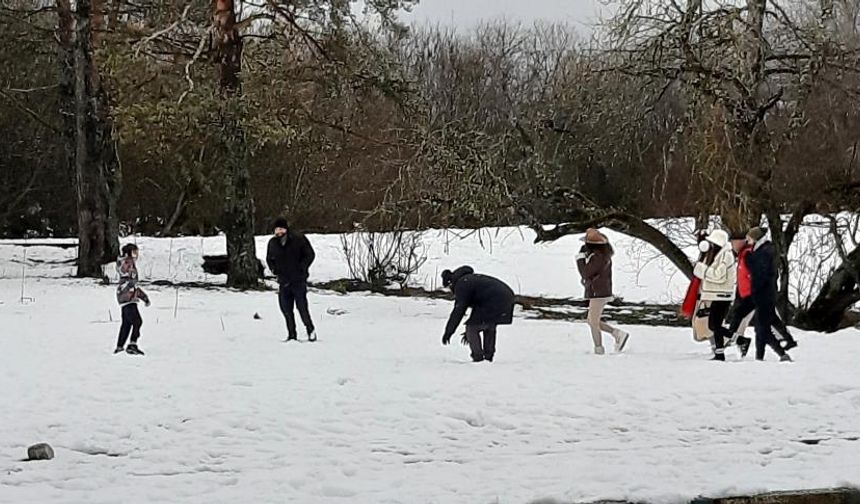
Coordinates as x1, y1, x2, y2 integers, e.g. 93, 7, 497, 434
1, 0, 859, 328
3, 1, 858, 237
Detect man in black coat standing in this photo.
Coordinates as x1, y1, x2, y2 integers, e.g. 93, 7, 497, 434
266, 217, 317, 342
746, 227, 791, 361
441, 266, 516, 362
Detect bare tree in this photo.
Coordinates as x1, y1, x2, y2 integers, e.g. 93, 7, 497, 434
341, 228, 427, 291
599, 0, 860, 320
116, 0, 416, 288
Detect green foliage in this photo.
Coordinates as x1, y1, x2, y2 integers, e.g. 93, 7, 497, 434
0, 1, 70, 236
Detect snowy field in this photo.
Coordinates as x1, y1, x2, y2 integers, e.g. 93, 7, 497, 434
2, 226, 860, 503
2, 278, 860, 503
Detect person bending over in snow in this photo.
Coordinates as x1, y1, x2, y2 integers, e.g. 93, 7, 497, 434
266, 217, 317, 342
746, 227, 792, 362
115, 243, 150, 356
692, 230, 736, 361
576, 229, 629, 355
441, 266, 515, 363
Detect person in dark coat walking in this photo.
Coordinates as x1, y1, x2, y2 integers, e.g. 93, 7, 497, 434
266, 217, 317, 342
576, 229, 629, 355
441, 266, 515, 362
745, 227, 791, 362
727, 232, 797, 358
115, 243, 150, 356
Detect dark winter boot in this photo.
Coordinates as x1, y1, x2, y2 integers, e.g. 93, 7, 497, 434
113, 347, 125, 354
736, 336, 752, 358
126, 344, 145, 356
283, 336, 298, 342
307, 331, 317, 342
471, 354, 485, 363
710, 353, 725, 361
782, 338, 798, 351
484, 353, 494, 363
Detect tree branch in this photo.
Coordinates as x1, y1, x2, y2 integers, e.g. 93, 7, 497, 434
0, 88, 61, 134
133, 4, 191, 58
532, 209, 694, 279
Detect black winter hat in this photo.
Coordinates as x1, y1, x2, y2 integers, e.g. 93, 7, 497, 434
442, 266, 475, 288
441, 269, 454, 288
272, 217, 289, 230
121, 243, 139, 257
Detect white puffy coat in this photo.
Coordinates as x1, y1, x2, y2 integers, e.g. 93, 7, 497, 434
693, 232, 737, 302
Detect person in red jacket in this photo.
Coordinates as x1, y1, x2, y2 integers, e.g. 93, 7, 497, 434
726, 234, 755, 356
726, 229, 797, 358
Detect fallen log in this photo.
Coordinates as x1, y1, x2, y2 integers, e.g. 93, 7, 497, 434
202, 255, 264, 278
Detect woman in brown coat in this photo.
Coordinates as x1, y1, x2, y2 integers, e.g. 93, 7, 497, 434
576, 229, 630, 354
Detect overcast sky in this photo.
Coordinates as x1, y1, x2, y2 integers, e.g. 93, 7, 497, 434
401, 0, 606, 31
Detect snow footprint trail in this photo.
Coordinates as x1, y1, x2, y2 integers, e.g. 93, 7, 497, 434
1, 278, 860, 503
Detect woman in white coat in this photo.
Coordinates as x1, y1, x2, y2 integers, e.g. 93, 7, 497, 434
693, 229, 737, 361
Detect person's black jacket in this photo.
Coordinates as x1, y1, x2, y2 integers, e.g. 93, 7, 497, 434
747, 239, 777, 302
443, 266, 515, 339
266, 232, 315, 286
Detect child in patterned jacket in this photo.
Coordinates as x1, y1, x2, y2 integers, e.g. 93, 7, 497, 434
115, 243, 150, 355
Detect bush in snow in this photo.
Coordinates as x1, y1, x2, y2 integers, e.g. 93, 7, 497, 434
340, 229, 427, 292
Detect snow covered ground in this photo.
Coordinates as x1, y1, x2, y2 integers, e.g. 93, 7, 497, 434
2, 226, 859, 503
2, 276, 860, 502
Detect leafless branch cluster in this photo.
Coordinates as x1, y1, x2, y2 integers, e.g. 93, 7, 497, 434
340, 228, 427, 291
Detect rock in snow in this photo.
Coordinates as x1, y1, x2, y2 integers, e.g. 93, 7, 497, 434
27, 443, 54, 461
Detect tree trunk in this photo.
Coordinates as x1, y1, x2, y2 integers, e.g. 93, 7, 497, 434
743, 0, 767, 89
794, 246, 860, 332
220, 101, 261, 289
766, 203, 813, 322
92, 0, 121, 262
213, 0, 260, 289
72, 0, 120, 278
160, 186, 188, 236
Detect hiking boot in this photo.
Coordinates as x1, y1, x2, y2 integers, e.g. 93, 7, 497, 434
710, 353, 726, 361
126, 344, 145, 356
